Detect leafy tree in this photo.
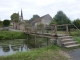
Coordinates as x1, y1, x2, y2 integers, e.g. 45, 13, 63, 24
0, 21, 3, 26
73, 19, 80, 29
11, 13, 19, 22
3, 20, 10, 27
53, 11, 71, 24
29, 14, 40, 23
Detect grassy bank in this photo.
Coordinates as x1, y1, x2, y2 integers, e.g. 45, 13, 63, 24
0, 45, 70, 60
70, 31, 80, 44
73, 36, 80, 44
0, 31, 26, 40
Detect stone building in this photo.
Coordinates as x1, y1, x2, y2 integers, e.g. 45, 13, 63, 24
31, 14, 53, 27
10, 9, 26, 31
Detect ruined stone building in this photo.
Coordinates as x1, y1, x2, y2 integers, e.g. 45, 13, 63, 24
10, 9, 26, 31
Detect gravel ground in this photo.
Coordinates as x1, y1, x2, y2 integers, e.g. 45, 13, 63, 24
68, 49, 80, 60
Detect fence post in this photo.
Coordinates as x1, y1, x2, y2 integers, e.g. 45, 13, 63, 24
47, 38, 49, 46
66, 24, 69, 35
51, 25, 54, 35
54, 24, 57, 35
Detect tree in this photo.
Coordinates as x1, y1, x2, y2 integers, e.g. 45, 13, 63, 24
0, 21, 3, 27
11, 13, 19, 22
29, 14, 40, 23
3, 20, 10, 27
73, 19, 80, 29
53, 11, 71, 24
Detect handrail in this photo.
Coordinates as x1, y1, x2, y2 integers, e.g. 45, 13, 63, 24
25, 24, 71, 35
71, 22, 80, 31
69, 22, 80, 36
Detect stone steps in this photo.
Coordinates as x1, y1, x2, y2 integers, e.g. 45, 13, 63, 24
58, 36, 72, 39
59, 36, 80, 48
65, 44, 80, 48
61, 39, 74, 43
62, 41, 77, 46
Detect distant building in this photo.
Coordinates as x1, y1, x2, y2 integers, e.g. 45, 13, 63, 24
31, 14, 52, 27
19, 9, 23, 21
10, 9, 26, 31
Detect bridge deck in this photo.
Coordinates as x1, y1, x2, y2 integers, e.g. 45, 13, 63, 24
24, 32, 68, 38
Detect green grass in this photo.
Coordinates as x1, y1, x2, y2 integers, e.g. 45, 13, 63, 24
70, 30, 80, 44
0, 45, 70, 60
73, 36, 80, 44
57, 31, 66, 34
0, 31, 26, 40
70, 31, 80, 36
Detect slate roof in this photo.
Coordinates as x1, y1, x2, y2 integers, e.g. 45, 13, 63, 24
31, 14, 50, 24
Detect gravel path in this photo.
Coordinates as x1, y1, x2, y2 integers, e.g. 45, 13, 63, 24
68, 49, 80, 60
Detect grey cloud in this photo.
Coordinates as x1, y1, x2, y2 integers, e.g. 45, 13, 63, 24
0, 0, 80, 20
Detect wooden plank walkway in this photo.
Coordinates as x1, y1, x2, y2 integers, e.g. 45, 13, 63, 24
24, 24, 70, 38
24, 32, 68, 38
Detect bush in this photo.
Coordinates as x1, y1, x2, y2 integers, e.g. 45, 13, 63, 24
3, 20, 10, 27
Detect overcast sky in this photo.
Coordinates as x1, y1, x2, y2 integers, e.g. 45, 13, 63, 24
0, 0, 80, 20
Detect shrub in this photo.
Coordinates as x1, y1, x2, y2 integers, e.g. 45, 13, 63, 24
3, 20, 10, 27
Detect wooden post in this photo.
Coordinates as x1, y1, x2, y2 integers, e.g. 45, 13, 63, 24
66, 24, 69, 35
42, 26, 44, 34
51, 26, 53, 35
34, 28, 37, 48
34, 34, 37, 48
47, 38, 49, 46
27, 34, 29, 44
54, 24, 57, 35
27, 28, 28, 33
30, 28, 31, 33
35, 27, 36, 33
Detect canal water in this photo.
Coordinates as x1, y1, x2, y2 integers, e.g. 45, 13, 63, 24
0, 37, 50, 56
0, 39, 29, 56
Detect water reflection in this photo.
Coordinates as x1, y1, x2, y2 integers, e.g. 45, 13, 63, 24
0, 44, 29, 56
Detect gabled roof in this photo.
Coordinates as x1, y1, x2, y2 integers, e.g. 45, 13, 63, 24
31, 14, 50, 24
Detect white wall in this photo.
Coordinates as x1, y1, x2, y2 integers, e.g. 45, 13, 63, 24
41, 14, 52, 25
20, 24, 25, 31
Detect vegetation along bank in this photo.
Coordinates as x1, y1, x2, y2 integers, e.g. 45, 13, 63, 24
0, 45, 71, 60
0, 31, 26, 40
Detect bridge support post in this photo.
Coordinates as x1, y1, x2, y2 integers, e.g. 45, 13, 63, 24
42, 27, 44, 34
27, 34, 29, 44
47, 38, 49, 46
34, 34, 37, 48
34, 29, 37, 48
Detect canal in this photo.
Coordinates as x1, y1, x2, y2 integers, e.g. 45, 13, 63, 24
0, 36, 49, 56
0, 39, 29, 56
